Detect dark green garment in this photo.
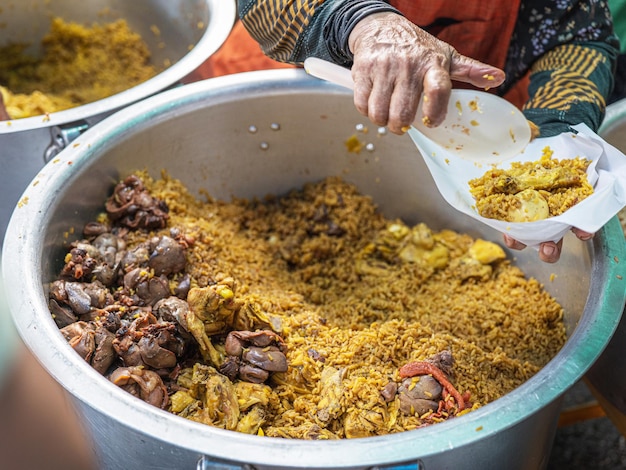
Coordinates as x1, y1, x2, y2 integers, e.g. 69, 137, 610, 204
609, 0, 626, 52
508, 1, 619, 136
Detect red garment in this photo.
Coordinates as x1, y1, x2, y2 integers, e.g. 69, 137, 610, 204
184, 20, 295, 82
192, 2, 528, 107
390, 0, 528, 107
391, 0, 520, 73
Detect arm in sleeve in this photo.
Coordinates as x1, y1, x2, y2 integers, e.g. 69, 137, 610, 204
511, 0, 619, 136
237, 0, 400, 66
523, 41, 618, 136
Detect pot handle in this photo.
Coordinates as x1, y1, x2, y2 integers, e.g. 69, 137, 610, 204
44, 120, 90, 163
367, 462, 425, 469
196, 455, 425, 469
196, 456, 255, 470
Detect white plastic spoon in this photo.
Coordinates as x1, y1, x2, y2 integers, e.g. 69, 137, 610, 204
304, 57, 531, 164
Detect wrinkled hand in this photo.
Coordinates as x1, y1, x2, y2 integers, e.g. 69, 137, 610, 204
348, 12, 505, 134
503, 229, 595, 263
0, 91, 9, 121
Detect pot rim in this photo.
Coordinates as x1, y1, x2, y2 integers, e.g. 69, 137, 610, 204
0, 0, 235, 135
600, 97, 626, 136
3, 70, 625, 468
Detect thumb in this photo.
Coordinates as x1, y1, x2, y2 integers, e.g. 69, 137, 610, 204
449, 52, 505, 89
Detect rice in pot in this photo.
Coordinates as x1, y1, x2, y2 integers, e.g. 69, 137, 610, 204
49, 171, 566, 439
0, 18, 158, 119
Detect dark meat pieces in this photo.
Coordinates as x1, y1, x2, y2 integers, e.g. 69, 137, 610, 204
105, 175, 169, 230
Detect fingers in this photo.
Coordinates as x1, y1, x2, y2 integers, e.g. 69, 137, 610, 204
352, 55, 424, 134
448, 51, 505, 89
503, 234, 526, 251
572, 228, 594, 241
538, 240, 563, 264
348, 12, 505, 134
352, 72, 380, 124
420, 53, 505, 128
350, 13, 425, 133
420, 67, 452, 128
504, 226, 594, 264
504, 234, 563, 263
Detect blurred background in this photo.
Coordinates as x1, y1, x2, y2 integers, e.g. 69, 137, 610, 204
2, 1, 626, 468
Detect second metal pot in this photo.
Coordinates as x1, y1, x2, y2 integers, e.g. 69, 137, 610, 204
0, 0, 235, 245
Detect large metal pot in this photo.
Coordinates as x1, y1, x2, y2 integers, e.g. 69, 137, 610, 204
3, 69, 626, 470
585, 99, 626, 436
0, 0, 235, 245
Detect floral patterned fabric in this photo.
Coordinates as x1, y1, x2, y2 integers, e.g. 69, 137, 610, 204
506, 0, 617, 87
508, 1, 619, 135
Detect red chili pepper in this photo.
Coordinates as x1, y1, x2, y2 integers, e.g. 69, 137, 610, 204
399, 361, 466, 412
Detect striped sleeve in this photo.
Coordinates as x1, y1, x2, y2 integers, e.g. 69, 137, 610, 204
237, 0, 399, 65
523, 42, 618, 136
238, 0, 331, 64
509, 0, 620, 136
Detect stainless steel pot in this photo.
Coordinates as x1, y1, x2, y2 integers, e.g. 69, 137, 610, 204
0, 0, 235, 245
585, 99, 626, 436
3, 69, 626, 470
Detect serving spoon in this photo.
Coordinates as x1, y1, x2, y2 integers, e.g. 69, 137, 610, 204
304, 57, 531, 164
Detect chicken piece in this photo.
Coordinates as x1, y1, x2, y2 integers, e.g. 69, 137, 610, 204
381, 382, 398, 402
185, 364, 240, 430
451, 256, 493, 281
491, 164, 584, 194
468, 239, 506, 264
232, 301, 281, 332
91, 326, 117, 374
109, 366, 169, 409
372, 222, 450, 269
234, 381, 273, 411
49, 280, 112, 318
169, 390, 199, 414
316, 366, 345, 423
187, 277, 240, 336
398, 243, 449, 269
186, 277, 241, 365
65, 323, 95, 362
343, 409, 387, 438
136, 324, 180, 369
122, 268, 171, 306
244, 346, 288, 372
147, 235, 186, 276
153, 296, 191, 332
469, 152, 593, 222
112, 311, 182, 369
60, 321, 117, 374
399, 353, 466, 413
372, 222, 410, 261
340, 376, 390, 438
236, 405, 267, 435
49, 298, 78, 328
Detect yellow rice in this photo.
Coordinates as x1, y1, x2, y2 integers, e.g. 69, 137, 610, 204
116, 171, 566, 438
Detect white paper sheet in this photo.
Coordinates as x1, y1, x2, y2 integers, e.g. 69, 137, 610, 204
408, 123, 626, 247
